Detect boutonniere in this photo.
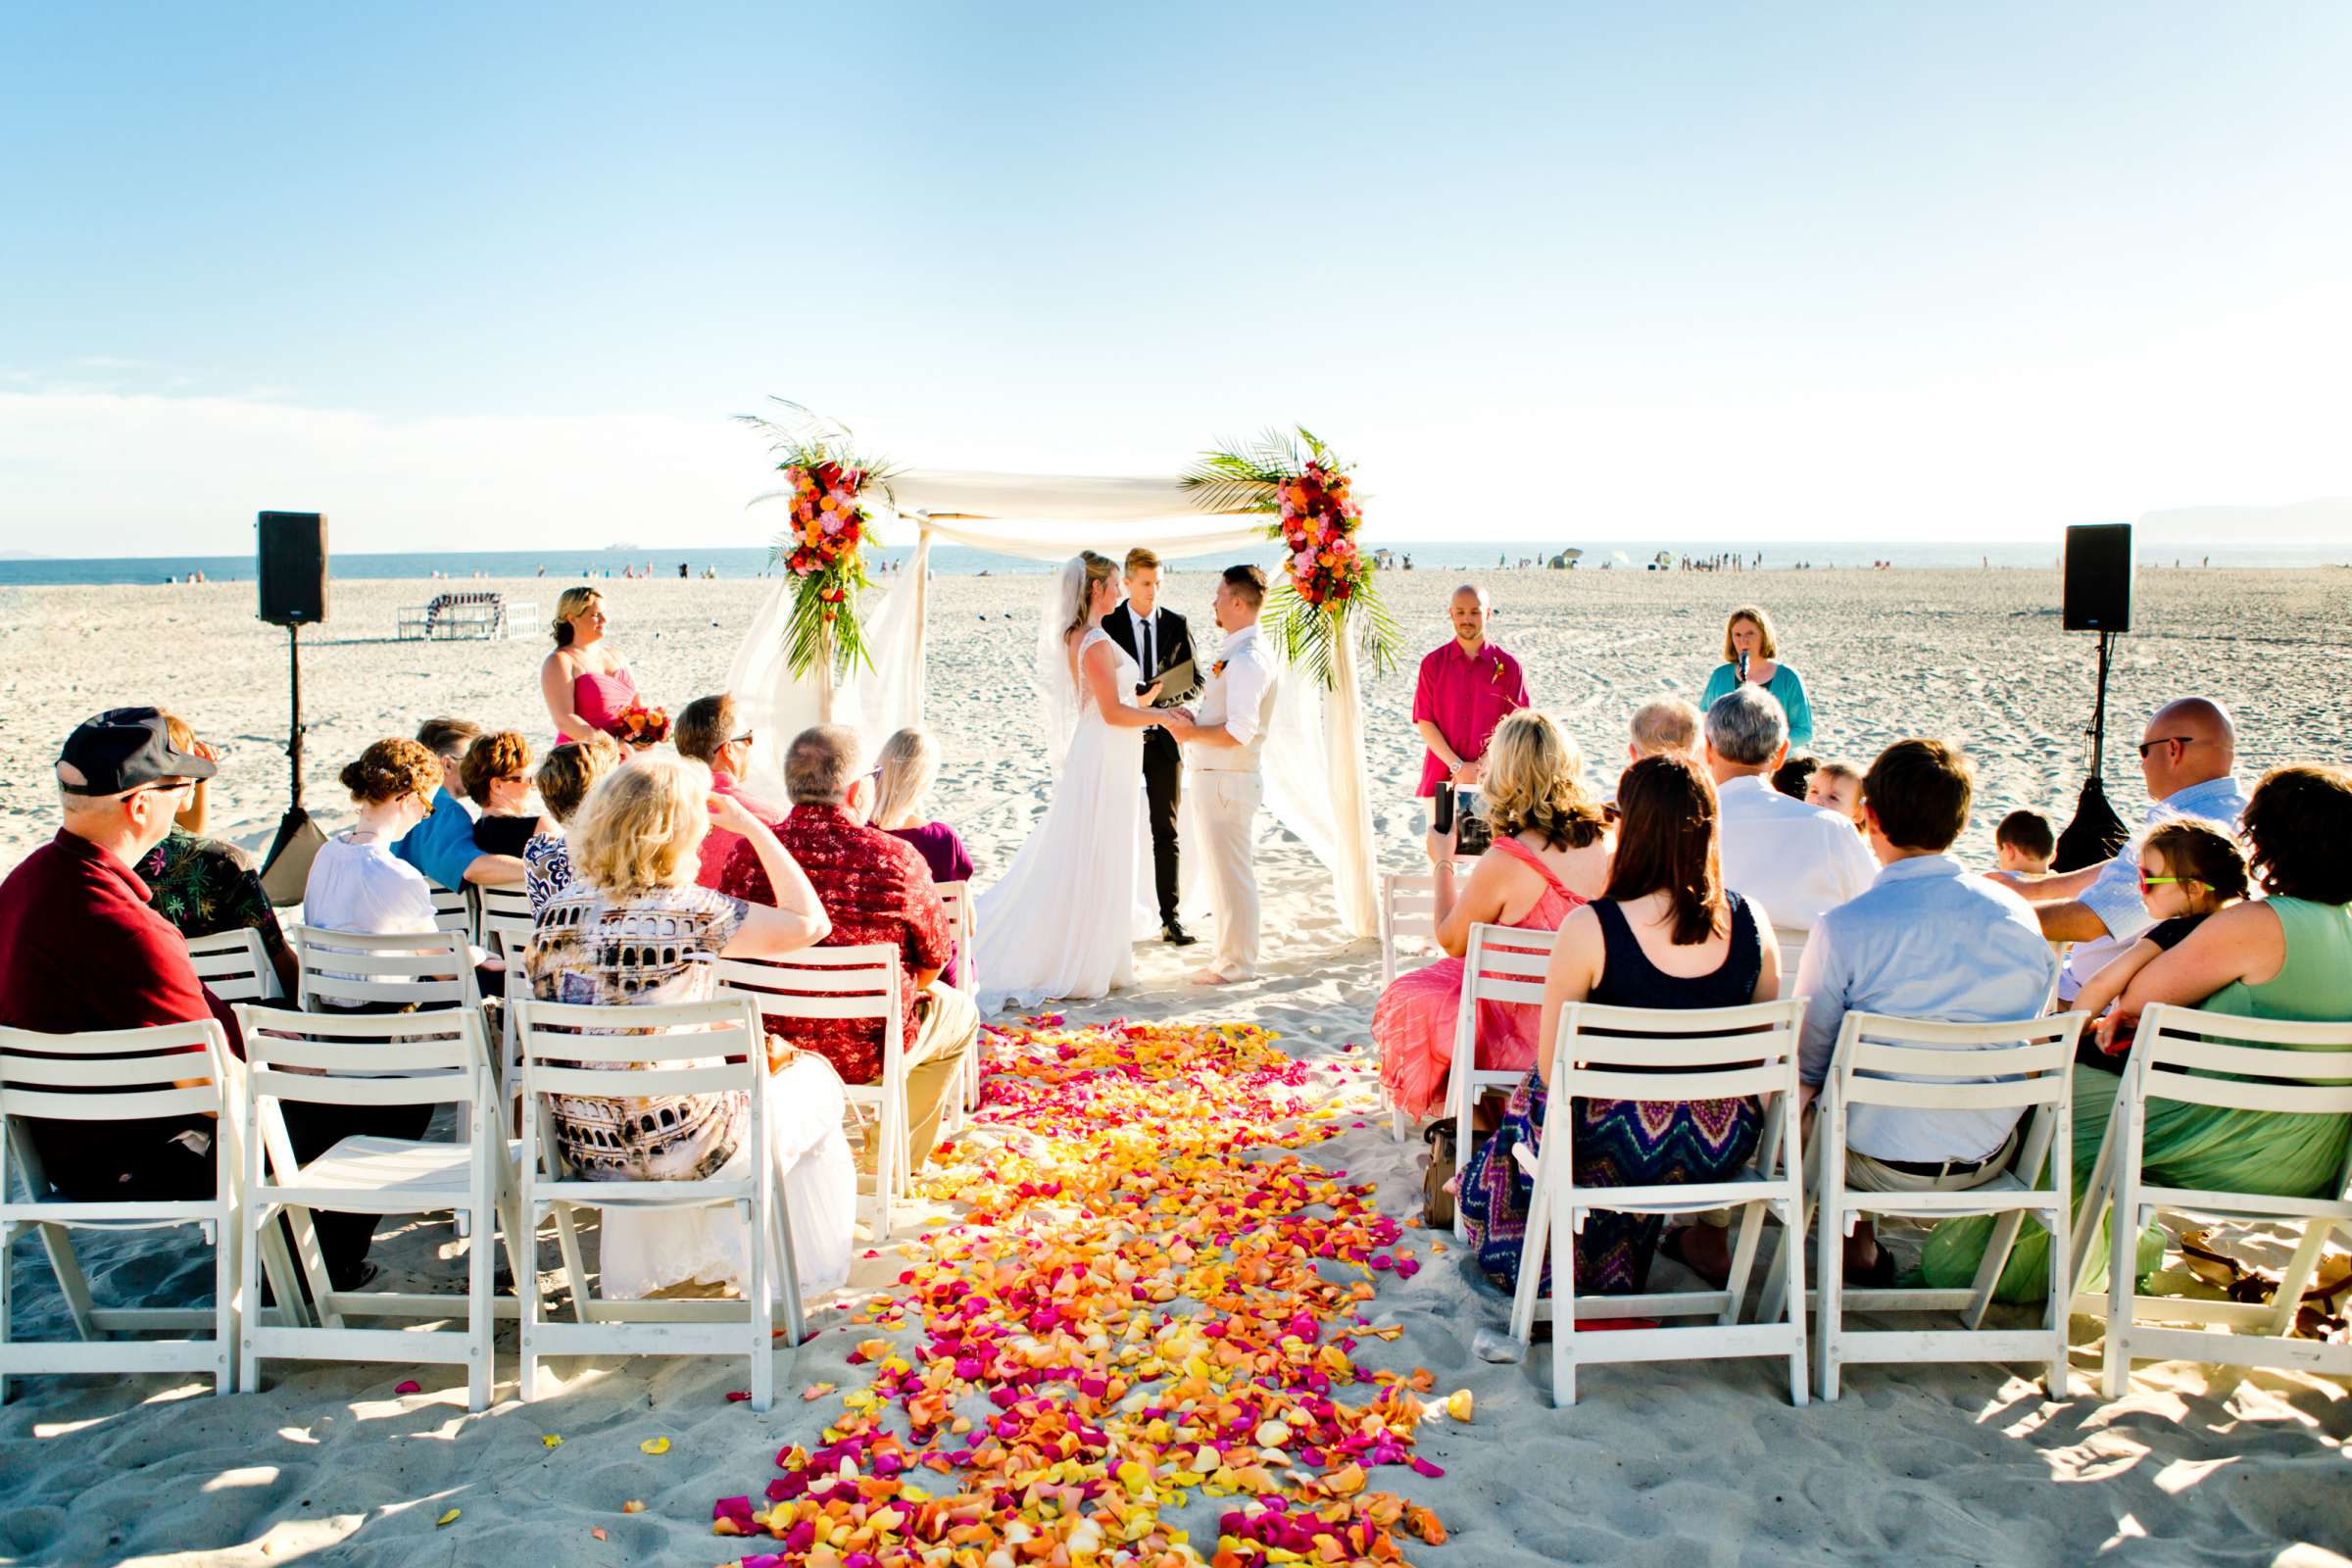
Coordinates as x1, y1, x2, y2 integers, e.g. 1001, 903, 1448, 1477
1489, 655, 1506, 684
1212, 659, 1229, 677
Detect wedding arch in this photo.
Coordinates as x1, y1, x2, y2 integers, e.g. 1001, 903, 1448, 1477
723, 466, 1380, 938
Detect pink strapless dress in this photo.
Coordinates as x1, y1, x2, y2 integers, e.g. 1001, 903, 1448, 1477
561, 665, 639, 743
1374, 837, 1588, 1121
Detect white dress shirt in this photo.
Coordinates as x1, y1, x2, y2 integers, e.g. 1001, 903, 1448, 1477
1127, 603, 1163, 676
1715, 773, 1879, 933
1192, 624, 1276, 772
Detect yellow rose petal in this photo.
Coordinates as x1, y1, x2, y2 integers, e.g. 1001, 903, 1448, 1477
639, 1437, 670, 1455
435, 1508, 461, 1527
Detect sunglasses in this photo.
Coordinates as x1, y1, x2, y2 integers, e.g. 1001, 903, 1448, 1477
131, 779, 196, 802
729, 731, 755, 747
2135, 735, 2197, 759
2136, 870, 2197, 891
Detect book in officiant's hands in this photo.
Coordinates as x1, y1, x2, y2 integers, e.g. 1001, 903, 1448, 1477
1136, 656, 1197, 709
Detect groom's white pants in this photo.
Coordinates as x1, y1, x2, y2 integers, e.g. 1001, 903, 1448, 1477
1193, 765, 1263, 980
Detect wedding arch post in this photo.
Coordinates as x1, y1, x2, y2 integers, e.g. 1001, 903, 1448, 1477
1324, 632, 1378, 934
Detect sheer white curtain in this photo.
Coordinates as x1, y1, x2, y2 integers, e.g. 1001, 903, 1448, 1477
725, 472, 1377, 938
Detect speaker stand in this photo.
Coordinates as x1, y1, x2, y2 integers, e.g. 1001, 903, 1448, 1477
259, 624, 318, 897
2053, 629, 2129, 872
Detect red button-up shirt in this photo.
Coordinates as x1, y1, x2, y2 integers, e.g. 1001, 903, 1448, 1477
1411, 639, 1533, 796
716, 805, 950, 1084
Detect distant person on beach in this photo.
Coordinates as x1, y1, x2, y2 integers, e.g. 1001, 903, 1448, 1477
1412, 584, 1532, 905
869, 726, 977, 989
390, 716, 526, 890
1805, 760, 1867, 831
461, 729, 550, 858
1706, 686, 1875, 935
523, 734, 619, 915
1698, 605, 1814, 748
1992, 808, 2055, 875
542, 586, 641, 745
1999, 698, 2246, 1003
0, 709, 235, 1201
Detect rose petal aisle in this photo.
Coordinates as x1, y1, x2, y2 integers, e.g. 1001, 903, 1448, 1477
710, 1019, 1456, 1567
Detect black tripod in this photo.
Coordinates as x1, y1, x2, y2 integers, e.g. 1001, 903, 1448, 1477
258, 624, 324, 903
2053, 630, 2129, 871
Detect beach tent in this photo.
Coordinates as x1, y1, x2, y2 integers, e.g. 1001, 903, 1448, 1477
725, 470, 1379, 937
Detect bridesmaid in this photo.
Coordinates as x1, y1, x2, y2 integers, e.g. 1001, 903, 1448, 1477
541, 586, 641, 743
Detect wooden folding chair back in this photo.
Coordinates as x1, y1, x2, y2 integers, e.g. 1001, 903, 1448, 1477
1445, 922, 1559, 1233
290, 924, 482, 1013
714, 945, 906, 1240
234, 1003, 522, 1409
1809, 1009, 2082, 1399
2095, 1003, 2352, 1395
1509, 997, 1812, 1407
186, 927, 282, 1003
511, 996, 790, 1409
0, 1020, 254, 1398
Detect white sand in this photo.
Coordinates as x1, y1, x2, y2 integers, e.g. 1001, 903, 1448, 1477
2, 566, 2348, 1565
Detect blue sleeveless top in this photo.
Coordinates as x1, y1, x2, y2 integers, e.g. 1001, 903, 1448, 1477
1588, 891, 1764, 1010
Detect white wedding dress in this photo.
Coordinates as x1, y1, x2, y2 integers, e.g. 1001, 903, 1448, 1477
974, 624, 1145, 1009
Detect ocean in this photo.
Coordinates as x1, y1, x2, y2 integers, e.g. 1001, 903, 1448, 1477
0, 539, 2336, 588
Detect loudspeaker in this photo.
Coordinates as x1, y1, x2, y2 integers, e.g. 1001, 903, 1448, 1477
2063, 521, 2132, 633
257, 511, 328, 626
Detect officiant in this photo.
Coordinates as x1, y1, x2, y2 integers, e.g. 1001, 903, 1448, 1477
1104, 548, 1203, 944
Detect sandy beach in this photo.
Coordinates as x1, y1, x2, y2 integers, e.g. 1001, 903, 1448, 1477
3, 564, 2349, 1566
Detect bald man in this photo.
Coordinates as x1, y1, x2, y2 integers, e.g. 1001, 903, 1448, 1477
1999, 697, 2247, 1002
1411, 583, 1532, 908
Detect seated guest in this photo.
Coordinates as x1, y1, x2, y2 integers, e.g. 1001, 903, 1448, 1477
1772, 751, 1819, 800
1705, 686, 1876, 932
1459, 754, 1780, 1295
2069, 820, 2248, 1049
1698, 605, 1814, 748
391, 716, 526, 891
716, 724, 977, 1178
525, 751, 852, 1299
1680, 738, 2057, 1287
869, 726, 977, 988
1993, 808, 2055, 875
139, 710, 297, 998
675, 693, 783, 887
522, 734, 619, 916
0, 709, 233, 1200
2000, 698, 2245, 1003
1804, 760, 1867, 831
1927, 761, 2352, 1300
296, 738, 463, 1287
461, 729, 549, 858
1626, 696, 1699, 764
1375, 710, 1611, 1126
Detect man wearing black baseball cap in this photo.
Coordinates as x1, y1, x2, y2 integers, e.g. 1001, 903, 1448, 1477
0, 708, 239, 1200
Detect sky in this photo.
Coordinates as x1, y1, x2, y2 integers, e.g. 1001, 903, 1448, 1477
3, 2, 2349, 556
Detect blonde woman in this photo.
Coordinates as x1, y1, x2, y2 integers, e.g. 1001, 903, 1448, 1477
1375, 710, 1614, 1127
540, 586, 641, 743
523, 750, 853, 1298
1698, 605, 1813, 748
871, 727, 976, 987
972, 551, 1176, 1007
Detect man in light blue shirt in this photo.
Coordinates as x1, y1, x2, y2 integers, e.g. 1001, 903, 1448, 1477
389, 717, 525, 893
1792, 738, 2058, 1282
1997, 699, 2245, 1002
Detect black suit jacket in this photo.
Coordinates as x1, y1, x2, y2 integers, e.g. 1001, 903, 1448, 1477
1102, 604, 1202, 708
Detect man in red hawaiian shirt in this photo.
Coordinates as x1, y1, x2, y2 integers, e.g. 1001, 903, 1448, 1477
717, 724, 975, 1173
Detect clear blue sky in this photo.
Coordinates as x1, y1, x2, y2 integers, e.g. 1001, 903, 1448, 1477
4, 3, 2348, 554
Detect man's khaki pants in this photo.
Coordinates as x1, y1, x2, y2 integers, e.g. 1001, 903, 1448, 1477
865, 980, 979, 1174
1193, 766, 1263, 981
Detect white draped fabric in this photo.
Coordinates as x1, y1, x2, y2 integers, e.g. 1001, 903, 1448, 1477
726, 469, 1377, 938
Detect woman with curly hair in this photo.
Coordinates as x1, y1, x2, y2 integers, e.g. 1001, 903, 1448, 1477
1375, 710, 1613, 1128
304, 737, 447, 943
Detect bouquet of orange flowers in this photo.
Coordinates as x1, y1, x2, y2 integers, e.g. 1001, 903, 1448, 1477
610, 702, 670, 748
740, 400, 898, 681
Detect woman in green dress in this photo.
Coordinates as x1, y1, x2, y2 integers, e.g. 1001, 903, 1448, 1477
1922, 762, 2352, 1298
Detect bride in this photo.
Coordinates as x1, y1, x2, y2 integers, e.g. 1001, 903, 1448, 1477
974, 551, 1179, 1008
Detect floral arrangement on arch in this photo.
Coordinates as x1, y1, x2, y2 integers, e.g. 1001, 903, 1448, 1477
738, 399, 899, 681
1181, 427, 1401, 689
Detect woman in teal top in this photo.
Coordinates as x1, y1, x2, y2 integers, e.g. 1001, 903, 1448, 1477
1923, 763, 2352, 1299
1698, 605, 1813, 747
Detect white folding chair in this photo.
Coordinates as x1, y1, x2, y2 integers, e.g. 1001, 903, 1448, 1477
1772, 926, 1808, 1002
1446, 922, 1560, 1237
933, 881, 981, 1121
1507, 998, 1811, 1407
186, 928, 284, 1003
1809, 1010, 2082, 1400
474, 884, 536, 962
291, 925, 484, 1014
1377, 865, 1474, 1140
2092, 1004, 2352, 1396
0, 1021, 294, 1399
512, 996, 794, 1410
233, 1003, 532, 1411
426, 884, 471, 937
715, 946, 908, 1241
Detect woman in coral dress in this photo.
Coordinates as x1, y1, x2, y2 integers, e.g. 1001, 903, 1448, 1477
1375, 710, 1613, 1122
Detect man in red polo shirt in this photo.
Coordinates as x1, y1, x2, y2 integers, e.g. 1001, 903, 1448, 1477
0, 708, 236, 1200
1411, 584, 1533, 901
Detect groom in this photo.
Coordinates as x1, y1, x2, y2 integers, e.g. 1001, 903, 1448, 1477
1167, 564, 1278, 985
1102, 548, 1202, 944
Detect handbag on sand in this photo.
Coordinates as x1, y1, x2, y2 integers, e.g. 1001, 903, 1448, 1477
1420, 1118, 1482, 1229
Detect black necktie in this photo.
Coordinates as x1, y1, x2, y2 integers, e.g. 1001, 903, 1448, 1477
1141, 612, 1153, 676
